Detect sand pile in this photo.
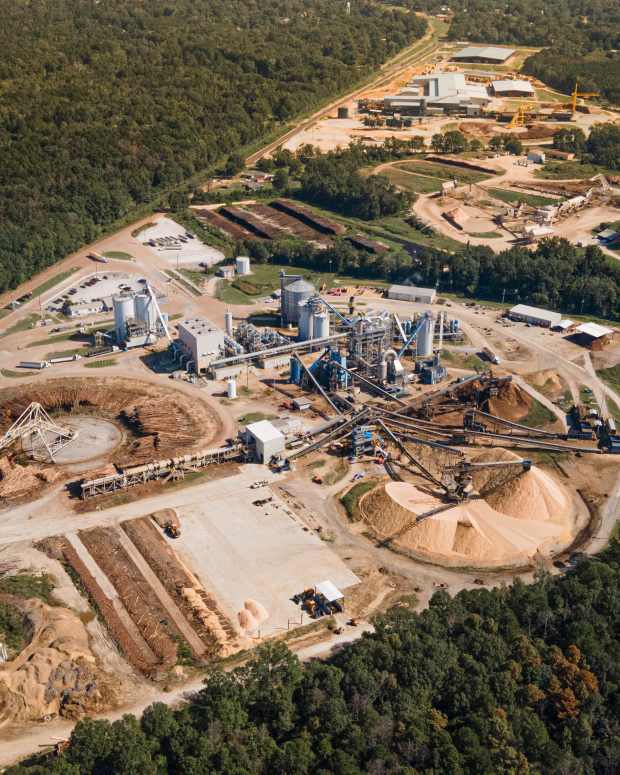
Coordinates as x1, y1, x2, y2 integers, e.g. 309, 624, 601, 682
361, 463, 574, 568
0, 598, 117, 725
237, 600, 269, 633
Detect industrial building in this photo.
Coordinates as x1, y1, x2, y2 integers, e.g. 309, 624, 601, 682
451, 45, 515, 63
572, 322, 616, 350
280, 273, 316, 325
387, 285, 437, 304
491, 79, 534, 97
383, 73, 491, 116
245, 420, 285, 463
112, 288, 169, 348
176, 317, 225, 373
508, 304, 562, 328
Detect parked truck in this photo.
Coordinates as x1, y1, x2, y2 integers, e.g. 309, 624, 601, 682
19, 360, 50, 370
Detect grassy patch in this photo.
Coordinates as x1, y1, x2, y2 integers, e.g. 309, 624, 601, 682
84, 358, 117, 368
237, 412, 277, 424
520, 398, 557, 428
323, 458, 349, 486
441, 349, 485, 371
469, 231, 503, 238
131, 222, 156, 238
1, 368, 39, 378
341, 479, 379, 521
305, 458, 327, 470
164, 269, 202, 296
534, 161, 616, 180
395, 160, 491, 184
179, 268, 207, 287
103, 251, 133, 261
0, 313, 41, 338
0, 572, 55, 603
381, 168, 443, 194
29, 267, 80, 299
596, 365, 620, 394
487, 188, 558, 207
45, 347, 89, 360
536, 87, 568, 102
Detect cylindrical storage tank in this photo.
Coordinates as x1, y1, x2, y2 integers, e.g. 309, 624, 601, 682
298, 302, 314, 341
416, 312, 434, 357
134, 293, 157, 330
113, 295, 134, 343
313, 312, 329, 339
227, 377, 237, 399
290, 357, 301, 384
224, 311, 234, 337
283, 280, 315, 324
235, 256, 251, 275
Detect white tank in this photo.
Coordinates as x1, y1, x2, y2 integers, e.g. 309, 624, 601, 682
416, 311, 434, 357
227, 377, 237, 399
113, 295, 134, 343
283, 279, 315, 324
298, 302, 314, 341
134, 293, 157, 330
236, 256, 251, 275
224, 310, 234, 337
313, 311, 329, 339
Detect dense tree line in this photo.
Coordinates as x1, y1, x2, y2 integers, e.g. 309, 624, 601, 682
0, 0, 426, 293
10, 540, 620, 774
242, 235, 620, 320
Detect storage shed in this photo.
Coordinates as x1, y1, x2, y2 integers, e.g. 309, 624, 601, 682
246, 420, 285, 463
388, 285, 437, 304
508, 304, 562, 328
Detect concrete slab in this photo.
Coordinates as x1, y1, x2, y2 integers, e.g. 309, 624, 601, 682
172, 479, 359, 637
140, 217, 224, 267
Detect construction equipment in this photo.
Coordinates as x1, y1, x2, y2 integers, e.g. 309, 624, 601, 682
442, 457, 532, 499
570, 82, 599, 114
164, 521, 180, 538
508, 102, 536, 130
0, 402, 76, 462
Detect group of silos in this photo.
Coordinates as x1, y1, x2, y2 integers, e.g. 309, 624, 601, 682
298, 298, 329, 341
113, 291, 159, 344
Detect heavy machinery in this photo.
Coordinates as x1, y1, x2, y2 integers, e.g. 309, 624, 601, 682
441, 457, 532, 500
570, 82, 599, 114
508, 102, 537, 130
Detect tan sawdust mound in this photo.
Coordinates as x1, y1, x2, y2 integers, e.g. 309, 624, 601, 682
487, 380, 532, 422
244, 599, 269, 624
238, 609, 258, 632
526, 369, 563, 392
0, 598, 117, 725
361, 456, 573, 567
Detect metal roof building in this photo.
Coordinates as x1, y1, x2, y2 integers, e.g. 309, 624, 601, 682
384, 72, 491, 115
508, 304, 562, 327
451, 45, 515, 63
492, 79, 534, 96
245, 420, 285, 464
388, 284, 437, 304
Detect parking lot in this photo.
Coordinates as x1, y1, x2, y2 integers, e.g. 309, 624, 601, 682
140, 217, 225, 267
45, 272, 159, 313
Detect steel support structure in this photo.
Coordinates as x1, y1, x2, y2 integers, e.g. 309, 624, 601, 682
0, 402, 76, 461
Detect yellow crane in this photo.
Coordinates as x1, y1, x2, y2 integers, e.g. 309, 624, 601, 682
508, 102, 536, 130
570, 81, 599, 113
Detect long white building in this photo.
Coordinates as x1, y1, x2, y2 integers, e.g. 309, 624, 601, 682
384, 73, 491, 116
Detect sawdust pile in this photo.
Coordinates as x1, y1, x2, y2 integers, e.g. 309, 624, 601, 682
361, 452, 574, 567
0, 457, 59, 499
237, 600, 269, 633
525, 369, 567, 400
487, 380, 532, 422
0, 598, 118, 725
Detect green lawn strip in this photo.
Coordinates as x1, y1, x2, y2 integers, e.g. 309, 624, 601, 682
381, 168, 443, 194
179, 268, 207, 287
45, 347, 89, 360
1, 368, 39, 378
29, 267, 80, 299
0, 313, 41, 338
469, 231, 504, 238
84, 358, 117, 368
596, 364, 620, 394
534, 161, 617, 180
441, 348, 485, 371
103, 251, 133, 261
395, 160, 491, 183
487, 188, 559, 207
341, 479, 380, 521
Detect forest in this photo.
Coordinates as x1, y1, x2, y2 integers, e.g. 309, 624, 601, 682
0, 0, 426, 294
9, 540, 620, 775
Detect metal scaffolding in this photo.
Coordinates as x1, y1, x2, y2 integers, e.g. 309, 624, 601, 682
0, 402, 76, 461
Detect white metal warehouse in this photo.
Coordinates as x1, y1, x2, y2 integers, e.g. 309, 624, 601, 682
508, 304, 562, 328
388, 285, 437, 304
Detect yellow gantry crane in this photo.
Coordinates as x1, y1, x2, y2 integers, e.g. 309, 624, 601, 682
570, 81, 599, 113
508, 102, 536, 130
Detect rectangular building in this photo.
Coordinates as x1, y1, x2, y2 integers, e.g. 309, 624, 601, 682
451, 45, 515, 63
388, 285, 437, 304
177, 317, 225, 373
492, 79, 534, 97
246, 420, 285, 463
384, 72, 491, 116
508, 304, 562, 328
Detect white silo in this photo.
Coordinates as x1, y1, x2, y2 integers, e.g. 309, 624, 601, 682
134, 293, 157, 331
236, 256, 251, 275
283, 279, 315, 324
416, 311, 434, 357
298, 301, 314, 341
227, 377, 237, 399
313, 311, 329, 339
224, 310, 234, 337
113, 295, 134, 343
